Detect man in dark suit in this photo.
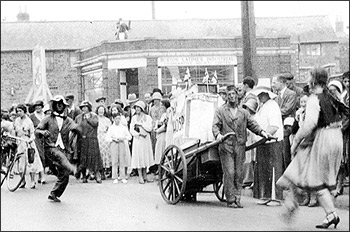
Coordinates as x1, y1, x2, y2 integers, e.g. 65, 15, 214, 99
35, 95, 81, 202
284, 72, 303, 109
272, 73, 298, 170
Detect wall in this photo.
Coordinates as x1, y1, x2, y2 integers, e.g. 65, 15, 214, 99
1, 50, 79, 109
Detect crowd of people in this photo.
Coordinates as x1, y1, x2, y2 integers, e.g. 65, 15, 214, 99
1, 68, 349, 228
214, 68, 349, 228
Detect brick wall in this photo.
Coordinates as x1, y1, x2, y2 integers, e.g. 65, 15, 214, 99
1, 50, 79, 109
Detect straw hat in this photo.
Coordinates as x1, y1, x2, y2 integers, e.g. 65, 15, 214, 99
328, 79, 343, 93
251, 80, 277, 99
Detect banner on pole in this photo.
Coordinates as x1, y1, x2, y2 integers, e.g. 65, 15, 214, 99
25, 46, 53, 104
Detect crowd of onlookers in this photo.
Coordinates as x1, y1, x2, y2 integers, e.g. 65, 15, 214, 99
1, 70, 348, 208
1, 87, 173, 188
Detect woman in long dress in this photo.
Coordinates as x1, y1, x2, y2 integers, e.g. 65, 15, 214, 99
75, 101, 103, 183
95, 105, 112, 180
129, 101, 154, 184
277, 67, 349, 229
13, 104, 44, 189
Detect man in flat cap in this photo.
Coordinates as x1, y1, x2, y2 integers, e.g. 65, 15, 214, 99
65, 93, 81, 120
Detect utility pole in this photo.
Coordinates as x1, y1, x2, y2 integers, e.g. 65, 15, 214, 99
152, 1, 156, 20
241, 1, 257, 84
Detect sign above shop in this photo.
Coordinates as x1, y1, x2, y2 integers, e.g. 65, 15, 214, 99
158, 56, 237, 67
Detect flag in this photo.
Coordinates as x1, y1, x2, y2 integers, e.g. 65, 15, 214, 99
202, 68, 209, 83
211, 70, 218, 84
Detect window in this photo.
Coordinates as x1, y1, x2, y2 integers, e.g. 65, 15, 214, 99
301, 43, 321, 56
45, 51, 54, 71
69, 51, 77, 67
160, 65, 234, 94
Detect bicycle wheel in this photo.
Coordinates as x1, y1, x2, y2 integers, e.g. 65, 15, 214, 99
7, 152, 26, 192
1, 149, 11, 186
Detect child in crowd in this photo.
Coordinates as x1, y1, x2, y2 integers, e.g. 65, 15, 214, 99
106, 112, 132, 184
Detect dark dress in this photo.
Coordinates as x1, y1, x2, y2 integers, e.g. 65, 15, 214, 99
75, 112, 103, 172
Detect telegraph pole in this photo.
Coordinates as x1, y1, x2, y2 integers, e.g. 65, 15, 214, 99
152, 1, 156, 20
241, 1, 257, 84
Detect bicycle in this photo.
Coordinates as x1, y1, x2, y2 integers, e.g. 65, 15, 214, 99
1, 132, 28, 192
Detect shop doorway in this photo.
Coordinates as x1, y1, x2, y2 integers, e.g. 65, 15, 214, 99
123, 68, 139, 97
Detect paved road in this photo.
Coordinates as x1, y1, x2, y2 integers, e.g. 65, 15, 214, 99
1, 175, 349, 231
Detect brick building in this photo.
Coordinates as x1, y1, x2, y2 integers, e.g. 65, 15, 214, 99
1, 16, 345, 108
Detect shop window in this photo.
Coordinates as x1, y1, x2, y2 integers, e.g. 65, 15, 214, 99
45, 51, 54, 71
161, 65, 234, 93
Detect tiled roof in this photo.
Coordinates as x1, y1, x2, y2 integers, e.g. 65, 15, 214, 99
1, 15, 338, 51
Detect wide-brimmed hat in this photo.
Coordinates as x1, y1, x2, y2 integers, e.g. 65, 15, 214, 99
126, 93, 139, 104
114, 99, 124, 108
251, 80, 277, 99
328, 79, 343, 93
51, 95, 69, 106
151, 92, 162, 102
95, 96, 107, 103
133, 100, 146, 112
15, 104, 27, 113
79, 100, 92, 111
33, 100, 44, 108
242, 98, 259, 114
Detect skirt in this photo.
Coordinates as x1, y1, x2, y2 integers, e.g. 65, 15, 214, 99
277, 127, 343, 191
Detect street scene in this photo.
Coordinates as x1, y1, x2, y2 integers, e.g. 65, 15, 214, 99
1, 1, 349, 231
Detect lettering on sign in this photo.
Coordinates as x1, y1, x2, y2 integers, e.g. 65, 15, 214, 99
158, 56, 237, 66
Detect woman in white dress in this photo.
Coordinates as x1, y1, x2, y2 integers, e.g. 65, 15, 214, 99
13, 104, 44, 189
129, 101, 154, 184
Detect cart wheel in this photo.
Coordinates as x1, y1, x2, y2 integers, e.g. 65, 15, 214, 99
213, 179, 226, 202
159, 145, 187, 204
